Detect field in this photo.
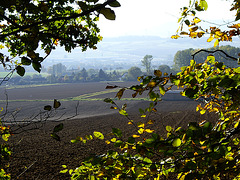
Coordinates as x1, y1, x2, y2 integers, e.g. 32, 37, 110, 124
2, 82, 218, 179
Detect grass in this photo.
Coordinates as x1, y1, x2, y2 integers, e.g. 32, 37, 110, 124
0, 71, 50, 78
0, 88, 149, 102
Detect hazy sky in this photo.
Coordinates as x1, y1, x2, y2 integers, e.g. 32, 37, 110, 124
97, 0, 236, 38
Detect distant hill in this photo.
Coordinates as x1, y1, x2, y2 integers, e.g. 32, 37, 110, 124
43, 36, 240, 70
2, 36, 240, 71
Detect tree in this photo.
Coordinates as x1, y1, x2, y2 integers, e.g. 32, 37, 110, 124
80, 68, 88, 81
60, 1, 240, 179
48, 63, 67, 76
98, 69, 108, 81
0, 0, 121, 76
126, 66, 142, 81
141, 55, 153, 75
158, 64, 171, 75
0, 1, 121, 178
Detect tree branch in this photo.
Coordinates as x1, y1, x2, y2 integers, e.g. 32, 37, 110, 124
191, 49, 238, 61
0, 0, 117, 40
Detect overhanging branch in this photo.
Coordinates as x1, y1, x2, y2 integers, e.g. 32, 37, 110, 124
0, 0, 117, 40
191, 49, 238, 61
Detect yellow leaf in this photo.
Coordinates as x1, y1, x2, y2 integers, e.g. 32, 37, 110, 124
193, 17, 201, 24
54, 39, 59, 46
214, 39, 219, 47
132, 135, 140, 138
105, 140, 111, 144
207, 36, 214, 42
0, 44, 4, 49
137, 122, 145, 128
111, 138, 117, 142
171, 35, 180, 39
147, 119, 154, 124
147, 81, 156, 88
145, 129, 154, 133
141, 115, 146, 118
138, 128, 144, 134
234, 121, 239, 128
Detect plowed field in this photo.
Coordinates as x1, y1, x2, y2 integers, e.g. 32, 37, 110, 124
1, 82, 218, 179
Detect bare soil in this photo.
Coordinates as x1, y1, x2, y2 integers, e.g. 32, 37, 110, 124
1, 82, 218, 179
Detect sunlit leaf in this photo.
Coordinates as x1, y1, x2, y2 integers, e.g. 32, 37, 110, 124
93, 131, 104, 140
193, 17, 201, 24
171, 35, 180, 39
145, 129, 154, 133
133, 134, 140, 138
207, 36, 214, 42
172, 138, 181, 147
199, 0, 208, 10
159, 85, 165, 95
207, 55, 215, 63
119, 109, 128, 116
214, 39, 219, 47
138, 128, 144, 134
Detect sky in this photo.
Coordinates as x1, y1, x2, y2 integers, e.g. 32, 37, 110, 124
97, 0, 236, 38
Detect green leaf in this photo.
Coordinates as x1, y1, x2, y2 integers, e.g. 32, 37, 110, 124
16, 66, 25, 76
21, 57, 32, 65
93, 131, 104, 140
60, 169, 68, 173
109, 1, 121, 7
119, 109, 128, 116
53, 123, 64, 133
234, 67, 240, 73
53, 99, 61, 109
145, 138, 155, 144
207, 55, 215, 64
128, 137, 135, 144
114, 140, 123, 147
172, 138, 181, 147
159, 85, 165, 95
200, 0, 208, 11
51, 133, 60, 141
104, 98, 115, 104
100, 8, 116, 20
32, 62, 41, 73
143, 157, 152, 164
184, 20, 190, 26
112, 128, 122, 138
166, 126, 172, 132
44, 105, 52, 111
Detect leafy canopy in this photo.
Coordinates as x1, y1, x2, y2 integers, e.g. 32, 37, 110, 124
172, 0, 240, 47
59, 1, 240, 179
0, 0, 120, 75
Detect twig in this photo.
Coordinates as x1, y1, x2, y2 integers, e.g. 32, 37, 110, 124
191, 49, 238, 61
17, 160, 37, 178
